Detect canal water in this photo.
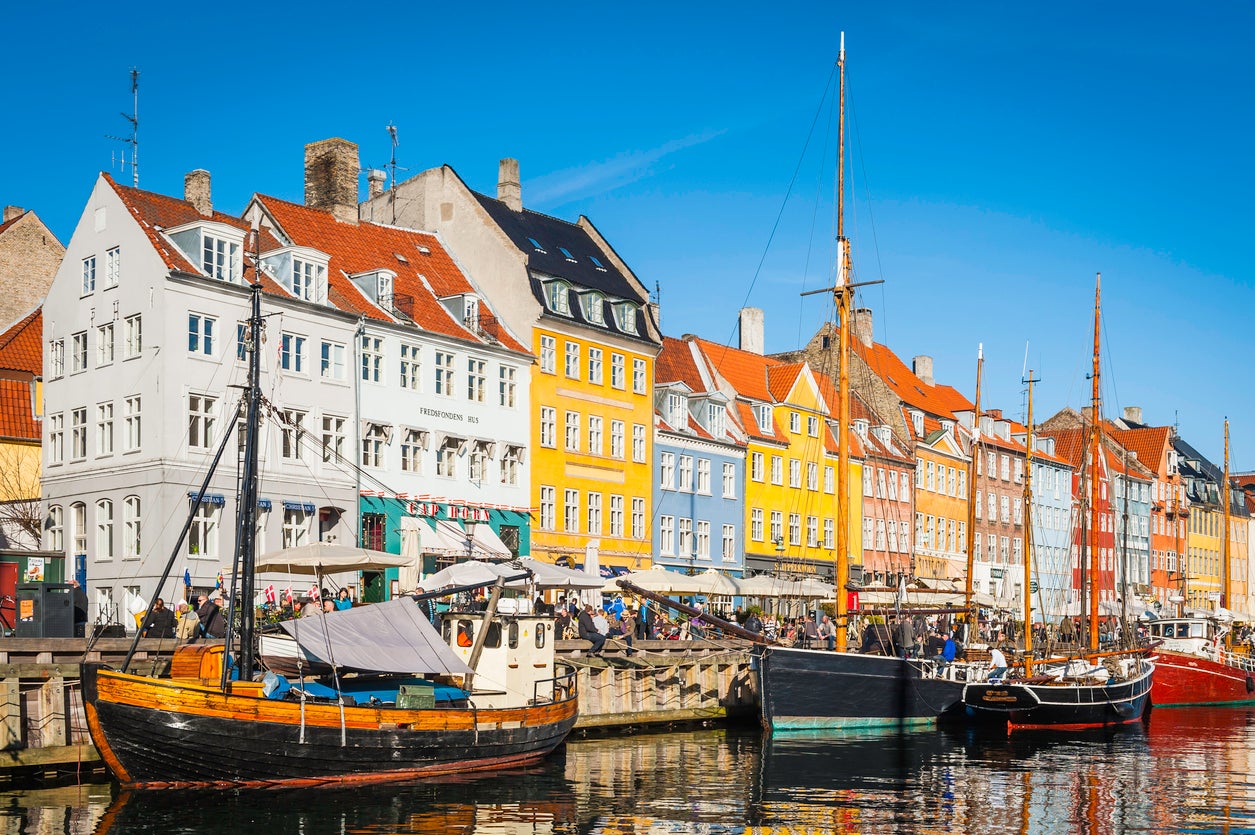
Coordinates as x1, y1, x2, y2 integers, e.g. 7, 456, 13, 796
4, 707, 1255, 834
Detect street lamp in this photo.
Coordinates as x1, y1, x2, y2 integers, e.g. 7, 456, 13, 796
464, 518, 479, 562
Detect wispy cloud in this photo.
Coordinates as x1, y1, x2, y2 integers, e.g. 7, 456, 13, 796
526, 130, 725, 206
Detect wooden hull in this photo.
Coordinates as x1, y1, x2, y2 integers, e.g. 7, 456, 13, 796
962, 661, 1153, 730
758, 646, 965, 731
82, 663, 578, 789
1150, 650, 1255, 707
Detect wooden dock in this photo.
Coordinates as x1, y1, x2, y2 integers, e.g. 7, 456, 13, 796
0, 636, 758, 781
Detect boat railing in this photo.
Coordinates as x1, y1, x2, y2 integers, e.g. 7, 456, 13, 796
1218, 646, 1255, 672
536, 669, 578, 706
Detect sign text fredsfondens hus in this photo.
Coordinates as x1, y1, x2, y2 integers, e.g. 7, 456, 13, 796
419, 406, 479, 424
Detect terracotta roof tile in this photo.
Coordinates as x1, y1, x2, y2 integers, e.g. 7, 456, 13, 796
1106, 425, 1172, 475
767, 363, 804, 402
0, 308, 42, 375
692, 338, 777, 402
656, 336, 706, 391
847, 331, 973, 418
0, 379, 38, 440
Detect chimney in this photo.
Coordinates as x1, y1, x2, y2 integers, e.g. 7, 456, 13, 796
184, 170, 212, 217
2, 206, 23, 223
498, 158, 522, 212
738, 307, 764, 354
366, 169, 387, 199
1123, 406, 1143, 425
853, 308, 873, 347
304, 138, 361, 224
913, 355, 935, 386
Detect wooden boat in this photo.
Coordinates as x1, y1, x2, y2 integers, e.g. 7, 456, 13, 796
82, 277, 578, 789
961, 274, 1153, 729
757, 34, 965, 731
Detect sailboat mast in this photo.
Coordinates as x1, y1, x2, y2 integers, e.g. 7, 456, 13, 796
965, 345, 983, 612
1023, 369, 1038, 674
1088, 273, 1102, 653
834, 31, 850, 653
1120, 448, 1130, 640
1223, 418, 1231, 612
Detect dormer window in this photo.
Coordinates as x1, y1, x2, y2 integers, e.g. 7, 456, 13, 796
292, 258, 326, 302
203, 233, 240, 282
559, 247, 576, 262
544, 281, 571, 315
755, 404, 773, 436
377, 272, 393, 302
614, 302, 638, 334
588, 255, 607, 271
667, 393, 687, 427
707, 403, 726, 438
463, 296, 480, 330
528, 237, 546, 254
910, 410, 924, 436
581, 291, 605, 325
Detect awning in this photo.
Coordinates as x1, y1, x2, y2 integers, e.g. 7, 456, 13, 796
471, 524, 513, 559
424, 519, 470, 555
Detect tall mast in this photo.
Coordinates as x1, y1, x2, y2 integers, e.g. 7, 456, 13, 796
1023, 369, 1038, 674
1088, 273, 1102, 653
964, 344, 983, 612
834, 31, 850, 652
1223, 418, 1231, 612
1120, 447, 1130, 641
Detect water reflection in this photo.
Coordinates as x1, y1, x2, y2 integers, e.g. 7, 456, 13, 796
9, 709, 1255, 834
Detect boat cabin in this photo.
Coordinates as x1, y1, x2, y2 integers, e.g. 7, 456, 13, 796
1146, 617, 1219, 656
441, 607, 561, 709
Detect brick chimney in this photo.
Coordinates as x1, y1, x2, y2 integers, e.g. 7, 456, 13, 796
1123, 406, 1143, 425
852, 308, 873, 347
2, 206, 23, 223
184, 170, 212, 217
304, 138, 360, 224
913, 355, 934, 386
498, 158, 522, 212
738, 307, 764, 354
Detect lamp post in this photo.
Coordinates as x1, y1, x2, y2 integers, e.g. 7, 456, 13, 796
464, 518, 478, 562
774, 537, 785, 575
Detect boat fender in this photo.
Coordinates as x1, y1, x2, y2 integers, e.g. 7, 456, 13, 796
1246, 674, 1254, 694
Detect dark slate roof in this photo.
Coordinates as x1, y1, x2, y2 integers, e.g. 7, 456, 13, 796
471, 192, 644, 302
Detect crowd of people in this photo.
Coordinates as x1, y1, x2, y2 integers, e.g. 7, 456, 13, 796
137, 586, 358, 643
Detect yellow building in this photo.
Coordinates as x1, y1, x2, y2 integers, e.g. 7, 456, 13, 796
690, 337, 861, 579
1187, 505, 1222, 611
0, 309, 44, 549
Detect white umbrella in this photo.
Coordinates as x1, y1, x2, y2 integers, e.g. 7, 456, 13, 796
610, 568, 712, 596
398, 517, 423, 594
517, 558, 605, 590
735, 575, 806, 597
581, 541, 602, 607
420, 560, 528, 590
256, 542, 412, 575
691, 568, 739, 596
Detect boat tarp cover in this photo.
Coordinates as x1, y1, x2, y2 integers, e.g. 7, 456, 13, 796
278, 598, 474, 675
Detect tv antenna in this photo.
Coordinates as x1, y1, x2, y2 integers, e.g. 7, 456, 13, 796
385, 123, 407, 191
107, 69, 140, 187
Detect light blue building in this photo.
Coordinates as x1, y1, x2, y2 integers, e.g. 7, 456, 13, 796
1110, 449, 1153, 612
1021, 434, 1075, 624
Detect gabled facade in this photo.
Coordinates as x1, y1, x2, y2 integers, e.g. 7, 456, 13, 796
0, 205, 64, 330
362, 158, 660, 571
1017, 432, 1076, 623
959, 409, 1028, 608
653, 337, 746, 577
1176, 436, 1225, 612
907, 410, 970, 584
851, 395, 915, 585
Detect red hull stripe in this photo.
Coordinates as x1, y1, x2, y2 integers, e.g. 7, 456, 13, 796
1150, 651, 1255, 707
1010, 714, 1144, 732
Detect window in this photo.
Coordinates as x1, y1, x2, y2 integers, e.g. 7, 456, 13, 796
987, 492, 996, 521
71, 407, 87, 459
587, 492, 602, 535
361, 336, 383, 383
500, 445, 522, 485
188, 394, 217, 450
105, 247, 120, 288
751, 452, 764, 482
96, 499, 114, 560
545, 281, 570, 315
280, 333, 306, 373
958, 470, 967, 498
756, 405, 773, 435
632, 497, 646, 539
975, 490, 983, 519
397, 344, 419, 389
632, 359, 647, 394
826, 466, 835, 493
564, 342, 580, 379
588, 415, 603, 455
659, 516, 675, 555
723, 462, 736, 498
82, 256, 96, 294
47, 505, 63, 552
47, 413, 64, 464
825, 518, 835, 549
632, 424, 646, 462
926, 461, 935, 491
696, 521, 710, 558
660, 453, 675, 489
318, 341, 346, 381
679, 456, 694, 491
1000, 536, 1010, 562
435, 436, 460, 477
188, 499, 220, 559
540, 336, 557, 374
807, 415, 820, 437
751, 508, 764, 541
611, 353, 625, 389
467, 358, 486, 402
361, 423, 389, 468
789, 459, 801, 488
291, 258, 324, 301
615, 302, 639, 335
588, 347, 604, 385
96, 402, 114, 456
565, 411, 580, 451
469, 443, 487, 482
863, 466, 873, 495
71, 502, 87, 555
564, 490, 580, 533
611, 420, 625, 459
499, 366, 517, 407
283, 508, 310, 548
874, 519, 886, 550
770, 511, 783, 544
118, 496, 141, 559
540, 407, 556, 447
96, 322, 114, 366
72, 332, 87, 373
49, 339, 64, 379
280, 410, 306, 461
722, 525, 735, 561
947, 467, 956, 496
1013, 498, 1023, 525
188, 314, 216, 356
1000, 495, 1010, 524
809, 516, 821, 548
679, 518, 693, 556
124, 315, 142, 358
1000, 454, 1010, 481
539, 486, 556, 530
202, 234, 240, 281
322, 415, 346, 463
434, 352, 455, 396
1014, 458, 1023, 483
788, 513, 801, 546
400, 428, 423, 472
790, 412, 801, 433
771, 456, 783, 486
235, 323, 247, 362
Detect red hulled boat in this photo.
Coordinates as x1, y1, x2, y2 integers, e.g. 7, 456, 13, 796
1148, 616, 1255, 707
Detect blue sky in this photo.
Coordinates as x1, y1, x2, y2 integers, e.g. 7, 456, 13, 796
2, 2, 1251, 466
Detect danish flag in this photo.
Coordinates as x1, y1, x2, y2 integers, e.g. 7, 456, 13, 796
263, 584, 276, 604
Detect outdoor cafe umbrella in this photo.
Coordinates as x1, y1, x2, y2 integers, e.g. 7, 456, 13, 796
606, 568, 717, 596
420, 560, 529, 591
517, 558, 606, 590
255, 542, 413, 575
